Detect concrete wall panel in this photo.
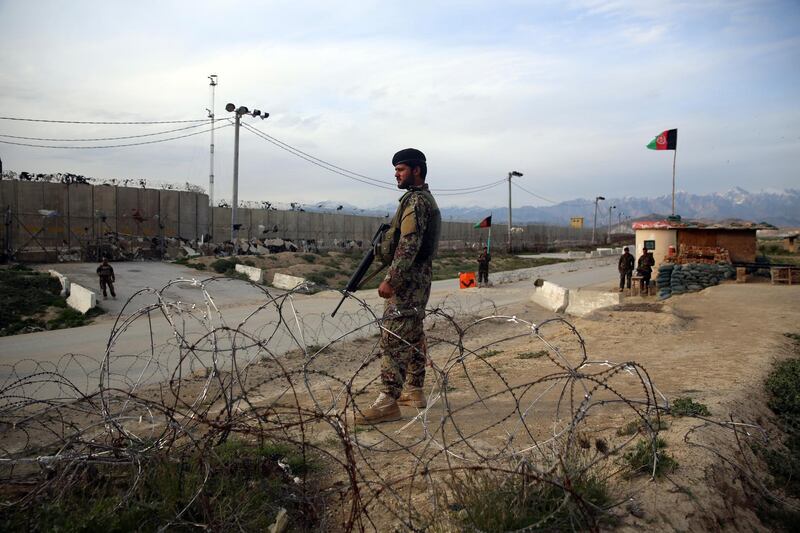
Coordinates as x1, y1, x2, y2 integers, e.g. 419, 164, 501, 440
213, 206, 232, 240
179, 191, 197, 239
67, 184, 93, 247
136, 188, 161, 238
93, 185, 117, 235
196, 194, 209, 238
159, 190, 180, 237
115, 187, 141, 236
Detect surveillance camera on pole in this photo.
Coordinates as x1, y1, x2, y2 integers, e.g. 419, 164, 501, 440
226, 102, 270, 243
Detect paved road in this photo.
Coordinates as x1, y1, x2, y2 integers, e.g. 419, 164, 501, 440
2, 258, 617, 393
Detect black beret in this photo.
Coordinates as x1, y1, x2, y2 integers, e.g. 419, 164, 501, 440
392, 148, 426, 166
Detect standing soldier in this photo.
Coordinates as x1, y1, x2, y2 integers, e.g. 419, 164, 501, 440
477, 246, 491, 287
618, 246, 634, 292
96, 257, 116, 299
637, 246, 655, 294
354, 148, 441, 425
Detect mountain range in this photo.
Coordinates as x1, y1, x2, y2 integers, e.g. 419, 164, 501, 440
313, 188, 797, 228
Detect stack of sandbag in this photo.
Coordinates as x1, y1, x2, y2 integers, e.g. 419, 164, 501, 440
656, 262, 736, 300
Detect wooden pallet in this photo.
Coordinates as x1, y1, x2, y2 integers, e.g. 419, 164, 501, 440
770, 266, 800, 285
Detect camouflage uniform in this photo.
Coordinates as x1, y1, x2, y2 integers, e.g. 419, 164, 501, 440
96, 262, 116, 298
477, 250, 491, 284
380, 184, 440, 399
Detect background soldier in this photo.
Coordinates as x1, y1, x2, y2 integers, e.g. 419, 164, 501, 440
96, 257, 116, 299
354, 148, 441, 425
637, 246, 655, 294
477, 246, 491, 287
618, 246, 634, 292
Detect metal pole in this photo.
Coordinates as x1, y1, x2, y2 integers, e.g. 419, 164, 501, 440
231, 112, 240, 243
208, 75, 217, 209
592, 198, 598, 244
507, 172, 512, 253
672, 149, 677, 215
607, 205, 615, 244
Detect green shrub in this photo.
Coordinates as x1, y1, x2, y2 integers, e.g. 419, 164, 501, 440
442, 453, 613, 531
209, 259, 236, 273
0, 439, 320, 531
766, 358, 800, 418
623, 437, 678, 477
517, 350, 547, 360
300, 254, 317, 263
670, 397, 711, 417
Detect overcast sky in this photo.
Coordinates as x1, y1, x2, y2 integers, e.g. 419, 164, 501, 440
1, 0, 798, 209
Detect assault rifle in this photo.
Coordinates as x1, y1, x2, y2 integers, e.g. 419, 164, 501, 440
330, 223, 390, 317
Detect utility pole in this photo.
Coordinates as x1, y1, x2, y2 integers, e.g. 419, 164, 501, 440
592, 196, 605, 244
607, 205, 616, 244
225, 103, 268, 243
207, 75, 217, 208
618, 211, 623, 233
507, 170, 523, 253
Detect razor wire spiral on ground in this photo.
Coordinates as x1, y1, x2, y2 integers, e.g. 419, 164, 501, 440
0, 277, 779, 531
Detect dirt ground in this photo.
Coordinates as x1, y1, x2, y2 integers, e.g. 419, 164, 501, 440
181, 278, 800, 529
4, 278, 799, 530
335, 279, 800, 530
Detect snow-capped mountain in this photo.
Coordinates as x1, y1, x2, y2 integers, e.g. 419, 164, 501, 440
432, 188, 800, 227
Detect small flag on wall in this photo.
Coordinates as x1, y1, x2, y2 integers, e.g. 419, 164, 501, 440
474, 215, 492, 228
647, 129, 677, 150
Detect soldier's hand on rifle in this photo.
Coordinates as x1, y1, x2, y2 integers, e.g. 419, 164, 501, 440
378, 279, 394, 299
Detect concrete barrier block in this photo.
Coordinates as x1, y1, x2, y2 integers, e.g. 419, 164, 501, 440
530, 281, 569, 313
182, 245, 200, 257
567, 251, 587, 259
66, 283, 97, 314
272, 272, 306, 290
596, 248, 614, 257
235, 263, 264, 283
566, 289, 621, 317
48, 269, 70, 296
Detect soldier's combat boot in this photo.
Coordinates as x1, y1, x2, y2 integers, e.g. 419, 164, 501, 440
397, 385, 427, 408
353, 393, 401, 425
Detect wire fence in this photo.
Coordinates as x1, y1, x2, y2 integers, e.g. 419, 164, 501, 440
0, 277, 783, 530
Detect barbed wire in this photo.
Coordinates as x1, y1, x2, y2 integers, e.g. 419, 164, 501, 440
0, 278, 783, 530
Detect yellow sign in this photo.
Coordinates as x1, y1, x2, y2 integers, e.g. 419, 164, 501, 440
570, 217, 584, 229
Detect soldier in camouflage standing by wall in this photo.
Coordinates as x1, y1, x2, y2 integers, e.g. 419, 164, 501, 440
354, 148, 441, 425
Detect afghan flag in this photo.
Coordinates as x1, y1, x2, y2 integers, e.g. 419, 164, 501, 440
474, 215, 491, 228
647, 129, 677, 150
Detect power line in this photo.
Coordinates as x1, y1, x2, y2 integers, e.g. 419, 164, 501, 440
242, 122, 394, 186
239, 122, 397, 191
512, 181, 594, 207
0, 123, 231, 149
0, 116, 209, 125
0, 121, 213, 142
240, 121, 510, 195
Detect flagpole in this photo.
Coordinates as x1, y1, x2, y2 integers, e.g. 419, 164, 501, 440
488, 224, 492, 254
672, 148, 677, 215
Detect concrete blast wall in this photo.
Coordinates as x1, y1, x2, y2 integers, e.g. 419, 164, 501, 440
2, 179, 593, 254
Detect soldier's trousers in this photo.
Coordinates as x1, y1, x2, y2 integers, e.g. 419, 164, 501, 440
478, 268, 489, 284
99, 278, 116, 298
619, 271, 632, 289
380, 307, 426, 399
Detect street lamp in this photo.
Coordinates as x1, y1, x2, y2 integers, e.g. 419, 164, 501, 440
592, 196, 605, 244
507, 170, 523, 253
607, 205, 616, 244
225, 103, 269, 243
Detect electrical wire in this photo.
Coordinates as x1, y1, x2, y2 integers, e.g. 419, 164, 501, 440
241, 121, 510, 196
0, 123, 231, 149
0, 121, 213, 142
0, 116, 208, 125
512, 181, 594, 207
240, 122, 397, 191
